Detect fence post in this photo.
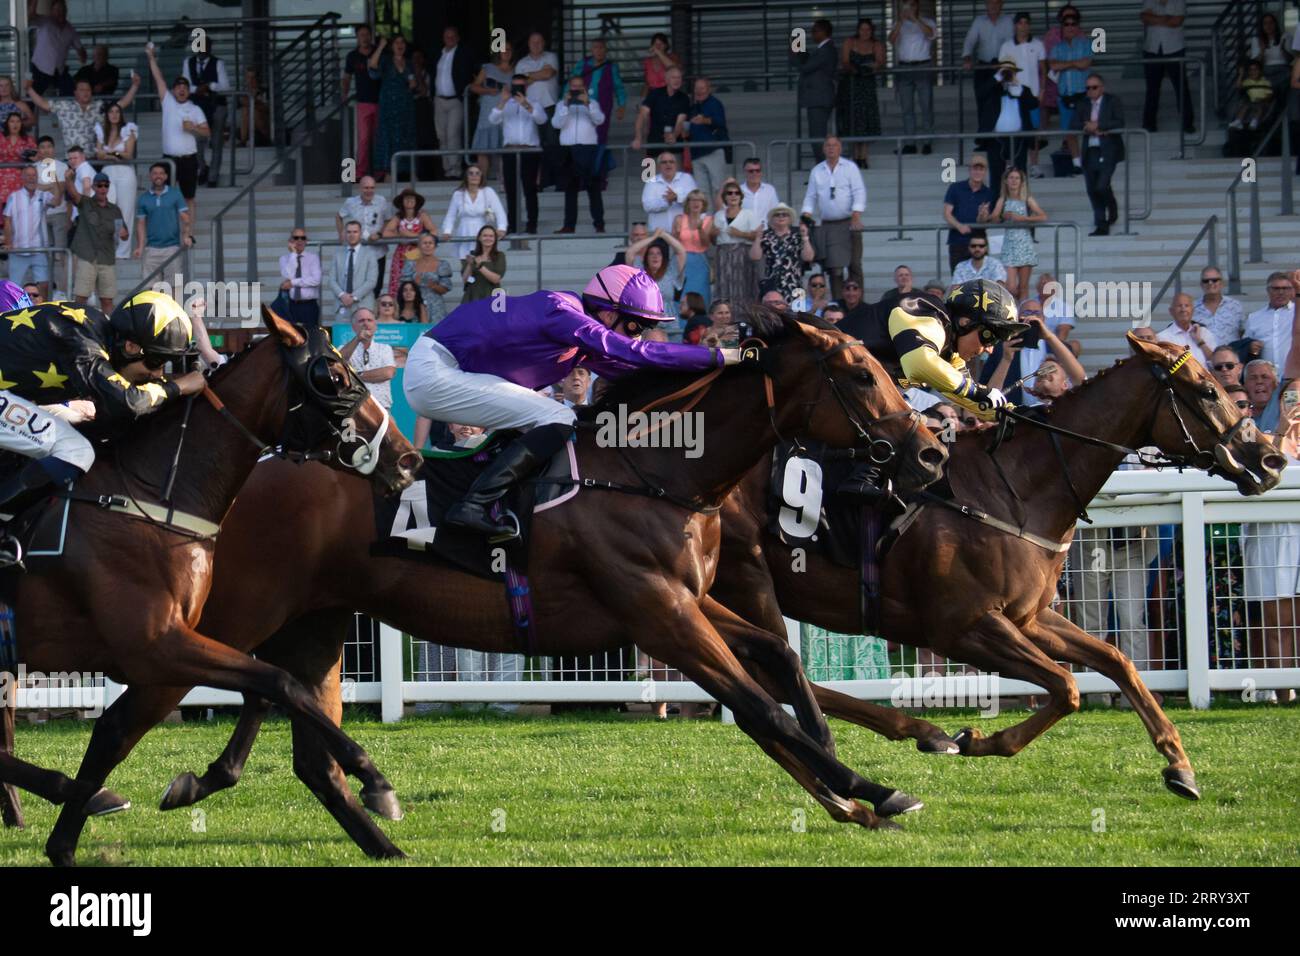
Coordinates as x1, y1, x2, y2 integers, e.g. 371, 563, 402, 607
1247, 175, 1263, 263
1282, 117, 1294, 216
1226, 189, 1241, 295
246, 179, 257, 284
379, 623, 404, 723
1207, 215, 1217, 269
1181, 492, 1212, 710
295, 145, 305, 230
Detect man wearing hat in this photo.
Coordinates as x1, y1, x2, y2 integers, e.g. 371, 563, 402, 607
984, 57, 1037, 189
799, 136, 865, 300
66, 169, 128, 311
146, 43, 209, 223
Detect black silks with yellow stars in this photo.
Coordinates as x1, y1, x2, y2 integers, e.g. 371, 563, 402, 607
0, 302, 180, 418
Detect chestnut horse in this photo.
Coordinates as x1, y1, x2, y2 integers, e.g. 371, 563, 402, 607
0, 308, 948, 857
0, 307, 420, 865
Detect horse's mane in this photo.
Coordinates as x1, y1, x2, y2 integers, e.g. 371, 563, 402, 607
1031, 341, 1182, 420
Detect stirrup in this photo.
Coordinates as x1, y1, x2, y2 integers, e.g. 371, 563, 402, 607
0, 535, 25, 571
487, 510, 521, 545
837, 476, 893, 503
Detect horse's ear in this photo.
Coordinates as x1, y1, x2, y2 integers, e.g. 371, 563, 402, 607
1127, 329, 1165, 361
793, 316, 842, 353
263, 303, 306, 347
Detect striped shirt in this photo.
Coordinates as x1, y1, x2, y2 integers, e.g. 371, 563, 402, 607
2, 187, 52, 249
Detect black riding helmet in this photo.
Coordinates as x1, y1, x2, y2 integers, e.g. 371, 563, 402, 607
108, 291, 194, 368
945, 278, 1028, 345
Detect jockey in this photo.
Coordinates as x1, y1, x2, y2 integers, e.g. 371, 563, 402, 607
0, 285, 206, 565
404, 264, 753, 537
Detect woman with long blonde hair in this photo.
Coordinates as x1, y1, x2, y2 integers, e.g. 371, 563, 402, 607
672, 187, 713, 307
991, 166, 1046, 299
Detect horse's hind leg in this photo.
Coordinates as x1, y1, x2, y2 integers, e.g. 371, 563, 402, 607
1, 701, 25, 827
159, 695, 271, 811
1023, 607, 1199, 799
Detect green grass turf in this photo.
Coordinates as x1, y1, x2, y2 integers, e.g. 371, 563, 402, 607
1, 702, 1296, 866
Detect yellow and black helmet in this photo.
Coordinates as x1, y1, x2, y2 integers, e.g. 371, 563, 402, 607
109, 291, 194, 360
945, 278, 1028, 344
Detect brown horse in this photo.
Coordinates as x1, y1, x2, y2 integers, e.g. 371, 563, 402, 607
0, 306, 420, 865
137, 336, 1283, 824
0, 308, 948, 856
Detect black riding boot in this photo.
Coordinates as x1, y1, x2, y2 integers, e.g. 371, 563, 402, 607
0, 460, 62, 568
836, 461, 893, 503
443, 422, 576, 537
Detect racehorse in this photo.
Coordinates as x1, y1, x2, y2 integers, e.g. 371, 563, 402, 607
0, 306, 420, 865
0, 307, 949, 857
132, 335, 1283, 826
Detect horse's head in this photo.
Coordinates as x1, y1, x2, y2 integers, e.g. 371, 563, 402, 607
1127, 332, 1286, 495
262, 305, 420, 495
745, 307, 947, 495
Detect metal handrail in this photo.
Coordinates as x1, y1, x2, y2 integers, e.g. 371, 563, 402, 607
1223, 108, 1293, 295
1210, 0, 1265, 114
121, 243, 193, 304
1150, 215, 1219, 314
270, 13, 343, 155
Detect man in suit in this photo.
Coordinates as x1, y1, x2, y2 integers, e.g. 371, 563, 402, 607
329, 220, 379, 321
183, 44, 231, 187
433, 25, 478, 180
1071, 73, 1125, 236
793, 19, 837, 164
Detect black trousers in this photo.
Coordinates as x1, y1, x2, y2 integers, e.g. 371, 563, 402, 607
1143, 54, 1194, 132
502, 151, 541, 231
1083, 147, 1118, 227
973, 60, 1002, 132
984, 132, 1030, 190
287, 298, 321, 328
806, 106, 831, 161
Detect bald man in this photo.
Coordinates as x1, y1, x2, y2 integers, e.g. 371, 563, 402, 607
1156, 291, 1216, 361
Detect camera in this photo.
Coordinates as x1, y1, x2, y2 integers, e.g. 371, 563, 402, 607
800, 213, 816, 228
511, 83, 527, 98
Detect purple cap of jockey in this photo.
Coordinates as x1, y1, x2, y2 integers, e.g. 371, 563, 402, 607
582, 265, 675, 323
0, 280, 33, 313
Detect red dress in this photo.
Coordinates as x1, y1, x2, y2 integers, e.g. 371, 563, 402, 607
0, 135, 36, 209
388, 216, 423, 295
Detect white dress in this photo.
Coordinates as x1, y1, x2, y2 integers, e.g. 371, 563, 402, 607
95, 121, 138, 258
440, 187, 508, 259
1243, 452, 1300, 600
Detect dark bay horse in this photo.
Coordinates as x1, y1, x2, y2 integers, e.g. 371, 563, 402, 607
0, 306, 420, 865
1, 308, 949, 856
140, 335, 1283, 825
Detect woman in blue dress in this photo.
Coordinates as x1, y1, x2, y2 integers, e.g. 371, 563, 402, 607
369, 34, 417, 182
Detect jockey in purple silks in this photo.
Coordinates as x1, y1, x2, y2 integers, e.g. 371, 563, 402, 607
403, 264, 751, 537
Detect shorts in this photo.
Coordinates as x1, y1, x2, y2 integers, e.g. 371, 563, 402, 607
167, 153, 199, 199
7, 252, 50, 284
1058, 99, 1080, 131
72, 256, 118, 299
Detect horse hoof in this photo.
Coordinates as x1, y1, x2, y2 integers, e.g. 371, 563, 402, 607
873, 816, 904, 831
363, 788, 404, 821
373, 844, 408, 860
159, 772, 203, 812
1163, 768, 1201, 801
952, 727, 980, 755
45, 845, 76, 868
917, 735, 961, 755
83, 788, 130, 817
875, 789, 925, 817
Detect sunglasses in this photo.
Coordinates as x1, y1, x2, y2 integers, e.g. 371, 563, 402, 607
1213, 362, 1239, 371
1201, 277, 1221, 284
968, 244, 988, 250
723, 190, 741, 196
810, 281, 826, 287
1234, 400, 1250, 409
1062, 17, 1079, 25
1085, 84, 1101, 90
292, 235, 307, 240
378, 300, 396, 308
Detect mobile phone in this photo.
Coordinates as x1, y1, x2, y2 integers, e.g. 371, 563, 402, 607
1017, 326, 1041, 350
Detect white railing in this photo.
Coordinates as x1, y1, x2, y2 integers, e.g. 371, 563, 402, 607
14, 469, 1300, 718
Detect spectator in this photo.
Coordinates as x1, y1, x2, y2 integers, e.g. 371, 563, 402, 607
761, 288, 789, 311
518, 32, 561, 189
409, 47, 435, 183
459, 224, 505, 304
792, 19, 838, 164
185, 294, 225, 369
144, 46, 209, 222
673, 189, 713, 307
631, 64, 688, 156
1250, 13, 1292, 98
629, 231, 686, 328
0, 76, 34, 132
33, 136, 67, 287
133, 161, 191, 277
1194, 265, 1244, 344
73, 44, 119, 97
610, 221, 648, 267
1245, 271, 1296, 367
876, 264, 915, 312
837, 19, 884, 168
708, 178, 760, 307
571, 38, 626, 146
641, 33, 683, 98
278, 227, 322, 327
804, 273, 830, 316
1130, 324, 1159, 344
22, 282, 42, 304
1244, 358, 1281, 431
679, 292, 709, 336
737, 157, 779, 221
749, 203, 815, 304
985, 59, 1035, 188
182, 43, 230, 189
440, 164, 507, 259
800, 136, 866, 300
1141, 0, 1194, 135
396, 278, 427, 323
684, 77, 729, 204
999, 12, 1048, 176
990, 166, 1045, 298
94, 96, 140, 258
338, 307, 395, 409
889, 0, 937, 155
1049, 9, 1092, 173
552, 76, 607, 234
923, 279, 947, 298
555, 365, 592, 406
489, 75, 546, 235
27, 0, 85, 97
1037, 270, 1076, 348
336, 175, 391, 296
64, 143, 94, 204
951, 229, 1007, 285
822, 301, 846, 325
1209, 345, 1244, 390
329, 220, 379, 321
707, 298, 736, 342
342, 25, 380, 179
66, 170, 125, 310
381, 188, 436, 295
1225, 384, 1250, 412
962, 0, 1015, 132
2, 165, 57, 298
237, 68, 270, 148
1038, 7, 1072, 134
22, 77, 100, 157
468, 40, 515, 183
369, 34, 417, 184
433, 26, 476, 181
0, 113, 35, 211
400, 232, 452, 324
375, 292, 398, 324
943, 153, 994, 270
1229, 60, 1274, 131
641, 151, 696, 234
837, 279, 870, 329
1073, 73, 1125, 237
1156, 292, 1216, 360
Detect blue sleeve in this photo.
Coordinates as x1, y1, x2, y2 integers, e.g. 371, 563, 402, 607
943, 183, 958, 206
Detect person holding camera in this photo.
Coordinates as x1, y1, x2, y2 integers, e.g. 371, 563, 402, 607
552, 77, 606, 234
799, 137, 865, 301
984, 299, 1084, 407
489, 75, 547, 235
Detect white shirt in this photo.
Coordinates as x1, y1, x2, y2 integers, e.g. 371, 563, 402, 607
551, 99, 605, 145
278, 250, 322, 300
435, 46, 458, 98
440, 187, 508, 259
713, 207, 760, 246
800, 158, 866, 222
952, 255, 1007, 284
338, 194, 393, 242
998, 38, 1046, 97
894, 17, 937, 62
1142, 0, 1186, 54
740, 181, 780, 223
67, 161, 95, 222
995, 87, 1025, 132
1156, 320, 1216, 355
517, 51, 560, 109
36, 157, 68, 217
30, 14, 82, 76
348, 340, 395, 409
1244, 302, 1296, 366
641, 171, 698, 233
1042, 295, 1074, 332
488, 97, 547, 146
161, 92, 206, 156
3, 188, 52, 249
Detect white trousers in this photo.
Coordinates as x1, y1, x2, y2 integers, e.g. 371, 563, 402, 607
0, 390, 96, 472
403, 336, 575, 431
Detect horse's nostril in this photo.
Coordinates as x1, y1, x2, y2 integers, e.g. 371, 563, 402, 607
919, 445, 948, 468
1262, 454, 1287, 475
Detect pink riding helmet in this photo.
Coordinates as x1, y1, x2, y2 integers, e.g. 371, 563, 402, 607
581, 265, 675, 323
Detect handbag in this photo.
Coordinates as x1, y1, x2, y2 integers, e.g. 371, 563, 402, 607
271, 289, 292, 315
